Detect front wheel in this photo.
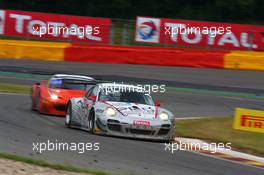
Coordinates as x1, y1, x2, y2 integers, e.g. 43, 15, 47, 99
31, 95, 37, 111
65, 103, 72, 128
88, 110, 95, 134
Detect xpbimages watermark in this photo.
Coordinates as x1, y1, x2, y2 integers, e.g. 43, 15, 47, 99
32, 24, 100, 38
164, 141, 232, 154
164, 24, 232, 37
99, 82, 166, 95
32, 140, 100, 154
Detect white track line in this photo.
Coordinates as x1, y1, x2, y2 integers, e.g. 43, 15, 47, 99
0, 92, 28, 96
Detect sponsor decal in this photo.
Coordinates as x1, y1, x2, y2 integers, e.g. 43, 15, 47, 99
133, 120, 151, 126
135, 16, 264, 50
135, 17, 160, 43
96, 109, 104, 113
0, 9, 111, 44
50, 79, 62, 85
117, 107, 128, 111
233, 108, 264, 133
102, 100, 126, 116
240, 115, 264, 128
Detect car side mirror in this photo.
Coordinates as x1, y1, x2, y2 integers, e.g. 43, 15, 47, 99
40, 80, 48, 86
88, 95, 97, 102
155, 99, 161, 107
33, 82, 40, 88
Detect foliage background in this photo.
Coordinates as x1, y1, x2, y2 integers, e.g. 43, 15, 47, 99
0, 0, 263, 24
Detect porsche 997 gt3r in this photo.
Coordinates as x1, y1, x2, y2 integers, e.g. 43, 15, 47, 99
65, 83, 175, 141
31, 74, 97, 116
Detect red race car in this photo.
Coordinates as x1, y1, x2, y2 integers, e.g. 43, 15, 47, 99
31, 74, 97, 116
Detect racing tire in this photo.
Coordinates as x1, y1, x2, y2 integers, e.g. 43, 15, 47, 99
65, 103, 72, 128
30, 87, 36, 111
36, 93, 42, 113
31, 94, 37, 111
88, 110, 95, 134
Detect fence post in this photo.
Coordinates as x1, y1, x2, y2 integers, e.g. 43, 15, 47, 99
109, 22, 115, 45
122, 23, 128, 45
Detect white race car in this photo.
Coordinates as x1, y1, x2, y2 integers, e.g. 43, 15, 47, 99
65, 83, 175, 141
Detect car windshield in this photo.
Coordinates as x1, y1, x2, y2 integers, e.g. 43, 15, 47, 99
49, 79, 93, 90
98, 88, 154, 105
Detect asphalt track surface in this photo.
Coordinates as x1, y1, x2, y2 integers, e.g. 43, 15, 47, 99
0, 93, 263, 175
1, 58, 264, 93
1, 59, 264, 117
0, 59, 264, 175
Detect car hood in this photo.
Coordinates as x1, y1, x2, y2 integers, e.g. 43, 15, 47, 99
102, 101, 157, 119
49, 89, 85, 100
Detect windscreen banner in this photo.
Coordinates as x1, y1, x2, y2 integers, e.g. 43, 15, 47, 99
0, 10, 111, 44
135, 16, 264, 51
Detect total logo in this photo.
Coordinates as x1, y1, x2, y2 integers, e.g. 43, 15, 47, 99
135, 17, 160, 43
138, 21, 157, 40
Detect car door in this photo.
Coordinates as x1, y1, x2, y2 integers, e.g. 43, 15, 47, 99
83, 86, 98, 129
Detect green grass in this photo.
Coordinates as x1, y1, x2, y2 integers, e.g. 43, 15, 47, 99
175, 117, 264, 156
0, 83, 31, 94
0, 152, 109, 175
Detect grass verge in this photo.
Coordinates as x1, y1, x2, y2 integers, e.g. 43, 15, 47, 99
0, 83, 31, 94
0, 152, 109, 175
175, 117, 264, 156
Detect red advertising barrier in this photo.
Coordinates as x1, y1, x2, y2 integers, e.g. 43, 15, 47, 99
135, 17, 264, 51
65, 44, 226, 68
0, 10, 111, 44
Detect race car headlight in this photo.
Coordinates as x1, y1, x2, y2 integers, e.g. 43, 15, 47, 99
50, 94, 58, 100
106, 107, 116, 116
159, 112, 169, 120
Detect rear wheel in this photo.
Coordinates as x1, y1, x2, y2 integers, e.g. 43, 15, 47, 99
65, 103, 72, 128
